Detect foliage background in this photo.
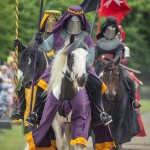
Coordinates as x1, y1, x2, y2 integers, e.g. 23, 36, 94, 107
0, 0, 150, 84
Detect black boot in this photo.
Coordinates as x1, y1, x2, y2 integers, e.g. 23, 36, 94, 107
87, 74, 112, 126
26, 112, 38, 126
11, 110, 20, 120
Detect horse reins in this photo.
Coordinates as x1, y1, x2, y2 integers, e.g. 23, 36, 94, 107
62, 71, 75, 83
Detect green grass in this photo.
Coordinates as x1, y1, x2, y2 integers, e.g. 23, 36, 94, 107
140, 99, 150, 114
0, 124, 26, 150
0, 100, 150, 150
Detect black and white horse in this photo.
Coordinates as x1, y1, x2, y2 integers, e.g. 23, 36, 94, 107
48, 40, 89, 150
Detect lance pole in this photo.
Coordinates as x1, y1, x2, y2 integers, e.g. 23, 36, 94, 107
12, 0, 19, 119
90, 1, 100, 37
29, 0, 44, 118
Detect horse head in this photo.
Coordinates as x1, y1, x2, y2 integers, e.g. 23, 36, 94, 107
64, 37, 88, 88
49, 38, 88, 93
20, 46, 47, 88
103, 57, 121, 101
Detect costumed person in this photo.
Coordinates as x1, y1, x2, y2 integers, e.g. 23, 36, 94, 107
12, 10, 61, 136
26, 6, 115, 150
95, 16, 141, 110
14, 10, 62, 63
27, 5, 112, 127
117, 25, 146, 137
117, 24, 141, 109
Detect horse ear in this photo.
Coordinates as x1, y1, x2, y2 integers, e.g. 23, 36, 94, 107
70, 34, 75, 44
113, 57, 121, 66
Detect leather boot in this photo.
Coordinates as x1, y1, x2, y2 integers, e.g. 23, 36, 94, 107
87, 74, 112, 126
26, 112, 38, 126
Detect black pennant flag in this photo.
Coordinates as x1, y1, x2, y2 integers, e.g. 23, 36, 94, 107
80, 0, 101, 13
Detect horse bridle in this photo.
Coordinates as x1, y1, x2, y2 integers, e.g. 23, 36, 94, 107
62, 71, 76, 83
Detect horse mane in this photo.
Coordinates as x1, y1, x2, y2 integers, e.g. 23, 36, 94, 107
48, 40, 88, 92
20, 46, 47, 79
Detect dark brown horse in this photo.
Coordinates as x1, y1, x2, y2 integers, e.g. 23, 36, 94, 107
100, 59, 140, 150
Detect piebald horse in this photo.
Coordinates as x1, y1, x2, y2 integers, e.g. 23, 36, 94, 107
25, 39, 91, 150
49, 39, 89, 150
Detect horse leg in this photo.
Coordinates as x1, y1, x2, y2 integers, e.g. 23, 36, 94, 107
52, 118, 64, 150
24, 143, 29, 150
73, 144, 84, 150
62, 123, 73, 150
111, 144, 122, 150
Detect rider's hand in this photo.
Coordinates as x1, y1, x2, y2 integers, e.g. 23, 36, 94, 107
35, 32, 43, 44
14, 39, 22, 47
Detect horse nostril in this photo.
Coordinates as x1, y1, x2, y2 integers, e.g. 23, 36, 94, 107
77, 74, 87, 87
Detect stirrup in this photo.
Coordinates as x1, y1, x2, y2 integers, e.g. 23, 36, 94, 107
25, 113, 38, 126
11, 111, 20, 120
100, 112, 112, 126
132, 100, 141, 110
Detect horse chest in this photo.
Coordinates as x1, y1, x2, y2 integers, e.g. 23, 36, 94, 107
56, 111, 72, 124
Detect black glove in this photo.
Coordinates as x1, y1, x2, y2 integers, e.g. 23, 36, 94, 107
14, 39, 22, 47
14, 39, 26, 52
35, 32, 43, 44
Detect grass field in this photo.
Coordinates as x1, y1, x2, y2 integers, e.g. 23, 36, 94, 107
140, 99, 150, 113
0, 100, 150, 150
0, 124, 26, 150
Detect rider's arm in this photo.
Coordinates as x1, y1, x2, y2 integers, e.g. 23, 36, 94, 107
85, 35, 95, 68
114, 44, 124, 62
38, 34, 54, 53
121, 45, 130, 65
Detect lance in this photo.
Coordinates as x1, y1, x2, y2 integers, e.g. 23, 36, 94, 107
90, 1, 100, 37
11, 0, 19, 120
29, 0, 44, 119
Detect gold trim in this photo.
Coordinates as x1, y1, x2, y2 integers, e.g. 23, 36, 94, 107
51, 140, 56, 147
95, 141, 116, 150
70, 137, 87, 147
46, 51, 54, 57
44, 10, 62, 16
40, 10, 61, 31
24, 86, 37, 126
67, 8, 83, 15
102, 82, 107, 94
37, 79, 48, 91
26, 132, 56, 150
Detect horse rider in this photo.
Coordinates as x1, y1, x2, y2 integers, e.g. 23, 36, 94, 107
12, 10, 62, 122
27, 6, 112, 127
95, 16, 141, 110
14, 10, 62, 63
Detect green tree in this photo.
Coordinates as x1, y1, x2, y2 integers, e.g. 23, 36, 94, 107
122, 0, 150, 83
0, 0, 149, 84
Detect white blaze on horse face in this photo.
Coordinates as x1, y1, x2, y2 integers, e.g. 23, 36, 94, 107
72, 48, 87, 78
28, 57, 31, 65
